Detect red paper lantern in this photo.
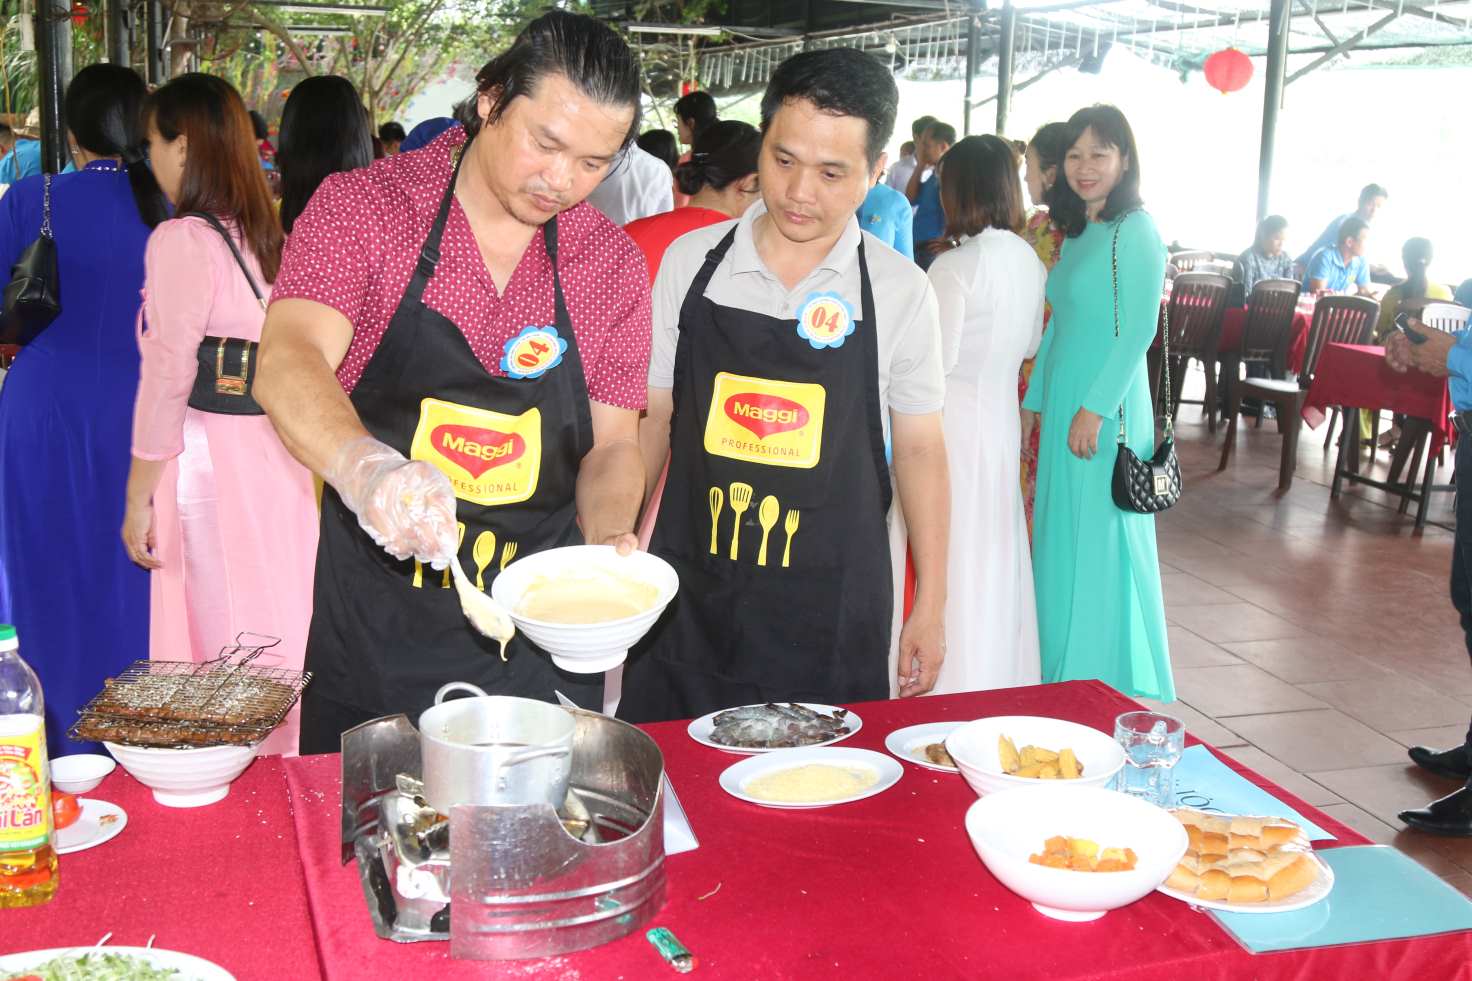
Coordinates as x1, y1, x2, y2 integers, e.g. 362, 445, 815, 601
680, 81, 694, 97
69, 1, 88, 25
1203, 48, 1253, 94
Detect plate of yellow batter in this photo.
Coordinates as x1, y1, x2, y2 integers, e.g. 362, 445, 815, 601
719, 747, 903, 809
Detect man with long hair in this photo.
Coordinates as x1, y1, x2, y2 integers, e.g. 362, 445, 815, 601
256, 11, 652, 752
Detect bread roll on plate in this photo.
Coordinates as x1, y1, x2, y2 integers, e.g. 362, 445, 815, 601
1162, 808, 1319, 906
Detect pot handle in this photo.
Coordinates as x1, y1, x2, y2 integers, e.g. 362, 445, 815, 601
434, 681, 490, 705
498, 744, 572, 769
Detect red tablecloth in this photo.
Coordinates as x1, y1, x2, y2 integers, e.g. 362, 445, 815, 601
1217, 305, 1315, 372
1302, 343, 1455, 452
9, 683, 1472, 980
1153, 302, 1313, 372
1, 758, 323, 977
283, 682, 1466, 980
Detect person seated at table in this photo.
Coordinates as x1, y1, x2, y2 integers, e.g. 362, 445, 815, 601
1236, 215, 1293, 295
1386, 307, 1472, 837
1294, 182, 1386, 271
1372, 237, 1453, 343
1302, 217, 1375, 296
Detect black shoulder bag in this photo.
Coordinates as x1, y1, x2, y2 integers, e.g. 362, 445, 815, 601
183, 212, 268, 416
1110, 214, 1182, 514
1, 174, 61, 345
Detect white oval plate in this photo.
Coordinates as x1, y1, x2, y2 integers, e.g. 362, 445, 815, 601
1156, 849, 1334, 913
687, 703, 861, 755
0, 947, 235, 980
719, 746, 902, 809
55, 798, 128, 855
884, 721, 964, 772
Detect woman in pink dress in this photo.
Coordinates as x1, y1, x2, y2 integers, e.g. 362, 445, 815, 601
121, 74, 318, 755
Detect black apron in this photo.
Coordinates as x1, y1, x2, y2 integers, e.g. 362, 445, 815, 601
618, 228, 893, 723
299, 140, 600, 754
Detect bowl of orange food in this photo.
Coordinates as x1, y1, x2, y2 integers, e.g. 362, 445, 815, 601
964, 784, 1188, 921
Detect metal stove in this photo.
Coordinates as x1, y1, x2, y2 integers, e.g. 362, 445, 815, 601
340, 708, 667, 960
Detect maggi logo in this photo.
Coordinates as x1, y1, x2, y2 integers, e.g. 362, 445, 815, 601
724, 392, 809, 439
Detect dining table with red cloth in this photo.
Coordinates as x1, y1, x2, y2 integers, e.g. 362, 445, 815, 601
0, 757, 323, 974
1301, 342, 1454, 452
10, 680, 1472, 980
1156, 296, 1315, 372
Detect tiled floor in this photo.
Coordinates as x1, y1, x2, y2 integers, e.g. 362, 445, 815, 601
1149, 376, 1472, 897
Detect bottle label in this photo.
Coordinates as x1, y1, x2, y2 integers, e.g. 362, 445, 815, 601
0, 722, 50, 850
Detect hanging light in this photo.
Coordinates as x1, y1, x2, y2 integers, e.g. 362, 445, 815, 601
1203, 47, 1253, 93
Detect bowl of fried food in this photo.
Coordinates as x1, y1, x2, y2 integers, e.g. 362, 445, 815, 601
945, 715, 1125, 798
964, 784, 1189, 921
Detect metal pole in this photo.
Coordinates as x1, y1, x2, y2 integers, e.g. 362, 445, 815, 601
963, 13, 980, 135
996, 0, 1016, 136
1257, 0, 1290, 219
33, 0, 67, 174
106, 0, 130, 65
146, 0, 166, 85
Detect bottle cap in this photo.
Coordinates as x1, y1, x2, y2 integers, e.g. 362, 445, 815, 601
0, 624, 15, 651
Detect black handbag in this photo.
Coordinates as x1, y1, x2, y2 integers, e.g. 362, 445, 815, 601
1109, 213, 1182, 514
0, 174, 61, 345
183, 212, 267, 416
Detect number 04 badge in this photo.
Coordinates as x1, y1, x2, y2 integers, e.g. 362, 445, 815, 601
795, 291, 856, 350
500, 325, 568, 380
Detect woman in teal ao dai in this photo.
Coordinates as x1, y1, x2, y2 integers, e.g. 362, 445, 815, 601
1021, 105, 1174, 701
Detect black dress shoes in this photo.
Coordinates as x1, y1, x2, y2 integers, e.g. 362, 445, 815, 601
1408, 744, 1472, 781
1400, 786, 1472, 837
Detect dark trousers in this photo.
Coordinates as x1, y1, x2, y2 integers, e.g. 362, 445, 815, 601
1449, 436, 1472, 787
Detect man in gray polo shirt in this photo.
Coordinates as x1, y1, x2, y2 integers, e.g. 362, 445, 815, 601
619, 47, 949, 723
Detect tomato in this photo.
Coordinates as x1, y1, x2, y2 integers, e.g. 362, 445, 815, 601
51, 790, 80, 830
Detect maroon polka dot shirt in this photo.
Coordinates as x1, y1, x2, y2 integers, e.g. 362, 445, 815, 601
272, 127, 652, 409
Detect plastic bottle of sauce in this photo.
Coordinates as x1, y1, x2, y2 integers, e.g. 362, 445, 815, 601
0, 624, 56, 907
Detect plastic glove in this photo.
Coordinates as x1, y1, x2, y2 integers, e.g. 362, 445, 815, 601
327, 435, 458, 569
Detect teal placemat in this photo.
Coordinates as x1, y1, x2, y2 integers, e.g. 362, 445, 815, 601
1210, 845, 1472, 953
1172, 744, 1334, 841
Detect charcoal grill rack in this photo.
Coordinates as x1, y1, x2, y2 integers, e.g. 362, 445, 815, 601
70, 639, 310, 749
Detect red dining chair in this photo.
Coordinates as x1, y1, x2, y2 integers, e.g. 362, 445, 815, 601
1161, 272, 1231, 432
1218, 294, 1378, 490
1219, 279, 1301, 429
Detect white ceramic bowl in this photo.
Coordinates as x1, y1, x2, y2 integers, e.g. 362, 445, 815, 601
946, 715, 1126, 797
491, 544, 678, 674
104, 742, 259, 808
964, 784, 1189, 921
49, 753, 116, 794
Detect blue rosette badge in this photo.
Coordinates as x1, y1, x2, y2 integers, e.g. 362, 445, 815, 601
499, 325, 568, 380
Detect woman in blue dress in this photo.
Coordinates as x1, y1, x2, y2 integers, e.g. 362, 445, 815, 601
0, 64, 169, 752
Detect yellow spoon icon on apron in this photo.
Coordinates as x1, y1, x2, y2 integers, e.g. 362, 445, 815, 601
757, 495, 780, 566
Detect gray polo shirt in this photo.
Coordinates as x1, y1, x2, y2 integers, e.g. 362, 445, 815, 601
648, 202, 945, 427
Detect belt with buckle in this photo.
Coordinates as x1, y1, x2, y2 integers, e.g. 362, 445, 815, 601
1451, 410, 1472, 435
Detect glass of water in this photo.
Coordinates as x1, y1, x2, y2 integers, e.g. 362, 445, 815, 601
1113, 711, 1186, 807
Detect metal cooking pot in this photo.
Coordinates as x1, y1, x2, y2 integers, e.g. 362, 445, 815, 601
417, 683, 574, 815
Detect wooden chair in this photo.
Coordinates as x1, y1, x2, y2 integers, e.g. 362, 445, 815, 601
1218, 278, 1301, 427
1169, 250, 1214, 274
1420, 302, 1472, 333
1160, 272, 1230, 432
1218, 294, 1379, 490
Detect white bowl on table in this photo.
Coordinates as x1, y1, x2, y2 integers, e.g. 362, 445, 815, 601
49, 753, 116, 794
104, 741, 259, 808
965, 784, 1189, 921
946, 715, 1126, 797
491, 544, 678, 674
